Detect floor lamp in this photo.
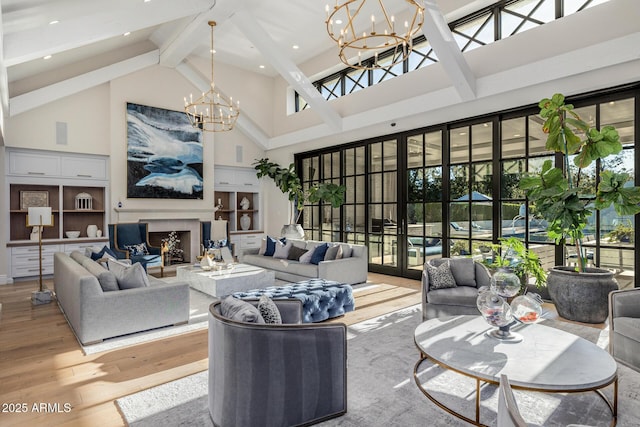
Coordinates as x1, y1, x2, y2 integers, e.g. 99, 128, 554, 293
27, 207, 54, 305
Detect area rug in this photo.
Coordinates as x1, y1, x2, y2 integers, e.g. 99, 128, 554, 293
116, 306, 640, 427
81, 288, 215, 355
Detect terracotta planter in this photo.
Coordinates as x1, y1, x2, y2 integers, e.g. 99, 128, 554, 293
547, 266, 618, 324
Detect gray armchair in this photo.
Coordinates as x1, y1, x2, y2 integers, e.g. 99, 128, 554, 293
208, 299, 347, 427
422, 257, 492, 320
609, 288, 640, 371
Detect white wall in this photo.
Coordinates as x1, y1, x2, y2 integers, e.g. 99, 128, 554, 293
109, 64, 266, 221
0, 64, 266, 280
4, 84, 111, 155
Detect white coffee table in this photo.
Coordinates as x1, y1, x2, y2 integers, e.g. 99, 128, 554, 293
413, 315, 618, 426
176, 263, 275, 297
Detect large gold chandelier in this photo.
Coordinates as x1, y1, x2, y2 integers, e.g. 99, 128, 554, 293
325, 0, 424, 70
184, 21, 239, 132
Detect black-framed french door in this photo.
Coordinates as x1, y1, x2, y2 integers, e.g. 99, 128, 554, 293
297, 84, 640, 288
367, 138, 406, 276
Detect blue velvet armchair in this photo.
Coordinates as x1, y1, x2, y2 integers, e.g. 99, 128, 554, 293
200, 220, 233, 255
108, 223, 163, 274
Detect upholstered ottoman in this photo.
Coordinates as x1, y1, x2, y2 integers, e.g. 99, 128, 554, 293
232, 279, 355, 323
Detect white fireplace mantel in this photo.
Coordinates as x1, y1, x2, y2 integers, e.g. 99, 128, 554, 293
113, 208, 215, 262
114, 207, 214, 223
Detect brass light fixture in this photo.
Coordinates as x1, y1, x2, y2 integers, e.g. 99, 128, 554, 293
184, 21, 240, 132
325, 0, 424, 70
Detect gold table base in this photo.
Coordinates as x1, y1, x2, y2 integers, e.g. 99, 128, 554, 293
413, 352, 617, 427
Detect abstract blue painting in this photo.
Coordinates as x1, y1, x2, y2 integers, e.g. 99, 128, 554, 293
126, 103, 203, 199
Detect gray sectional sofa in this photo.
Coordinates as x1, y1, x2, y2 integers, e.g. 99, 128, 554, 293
54, 251, 190, 345
239, 239, 368, 285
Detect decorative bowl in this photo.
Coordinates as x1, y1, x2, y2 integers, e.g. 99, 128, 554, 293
65, 230, 81, 239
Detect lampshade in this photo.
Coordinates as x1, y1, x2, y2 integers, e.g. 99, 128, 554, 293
27, 206, 53, 227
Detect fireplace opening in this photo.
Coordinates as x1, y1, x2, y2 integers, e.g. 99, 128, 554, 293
148, 230, 191, 266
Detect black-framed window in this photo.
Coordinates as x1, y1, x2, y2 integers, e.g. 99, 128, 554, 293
295, 83, 639, 288
294, 0, 608, 112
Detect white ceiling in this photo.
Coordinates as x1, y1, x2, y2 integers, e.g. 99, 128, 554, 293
1, 0, 481, 94
2, 0, 478, 78
1, 0, 637, 151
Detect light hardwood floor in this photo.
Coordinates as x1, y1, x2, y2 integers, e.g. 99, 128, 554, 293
0, 273, 421, 427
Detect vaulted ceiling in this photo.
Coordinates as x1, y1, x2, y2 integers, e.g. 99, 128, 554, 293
1, 0, 638, 151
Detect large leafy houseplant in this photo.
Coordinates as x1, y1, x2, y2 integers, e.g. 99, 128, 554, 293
520, 93, 640, 273
253, 158, 345, 226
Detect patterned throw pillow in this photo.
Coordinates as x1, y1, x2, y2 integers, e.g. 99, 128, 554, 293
124, 242, 149, 256
257, 295, 282, 324
426, 260, 457, 290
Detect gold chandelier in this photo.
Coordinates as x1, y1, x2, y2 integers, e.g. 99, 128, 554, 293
184, 21, 239, 132
325, 0, 424, 70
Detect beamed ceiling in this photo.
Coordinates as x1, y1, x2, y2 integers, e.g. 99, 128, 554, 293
1, 0, 639, 150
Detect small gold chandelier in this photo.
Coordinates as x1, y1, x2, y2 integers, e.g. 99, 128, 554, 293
325, 0, 424, 70
184, 21, 239, 132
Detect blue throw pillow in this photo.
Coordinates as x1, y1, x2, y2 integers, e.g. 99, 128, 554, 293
264, 236, 286, 257
90, 245, 118, 261
311, 243, 329, 265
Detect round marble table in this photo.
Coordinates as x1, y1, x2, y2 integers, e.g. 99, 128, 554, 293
413, 315, 618, 426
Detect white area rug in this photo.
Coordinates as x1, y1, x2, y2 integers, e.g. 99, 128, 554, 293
81, 288, 214, 355
116, 305, 640, 427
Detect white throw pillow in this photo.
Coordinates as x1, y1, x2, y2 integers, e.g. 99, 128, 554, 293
273, 241, 292, 259
298, 246, 315, 264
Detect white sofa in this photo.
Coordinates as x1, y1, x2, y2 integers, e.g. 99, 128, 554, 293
240, 239, 368, 285
54, 251, 190, 345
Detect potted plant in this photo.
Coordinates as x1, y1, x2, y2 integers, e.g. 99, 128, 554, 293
253, 158, 346, 239
606, 222, 634, 243
519, 93, 640, 323
480, 237, 548, 298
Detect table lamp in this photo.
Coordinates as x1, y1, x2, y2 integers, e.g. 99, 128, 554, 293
27, 206, 54, 305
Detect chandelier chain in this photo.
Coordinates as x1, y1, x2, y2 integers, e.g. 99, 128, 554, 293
184, 21, 240, 132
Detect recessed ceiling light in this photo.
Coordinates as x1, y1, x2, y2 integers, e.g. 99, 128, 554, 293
335, 19, 343, 24
459, 132, 466, 136
43, 55, 52, 60
49, 20, 59, 25
259, 65, 265, 69
123, 31, 131, 36
514, 134, 521, 137
292, 45, 299, 50
144, 0, 151, 3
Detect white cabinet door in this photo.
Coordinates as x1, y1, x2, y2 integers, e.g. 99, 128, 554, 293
236, 168, 259, 189
8, 151, 61, 176
214, 167, 235, 188
61, 156, 107, 179
63, 241, 108, 255
214, 166, 259, 189
11, 245, 60, 278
